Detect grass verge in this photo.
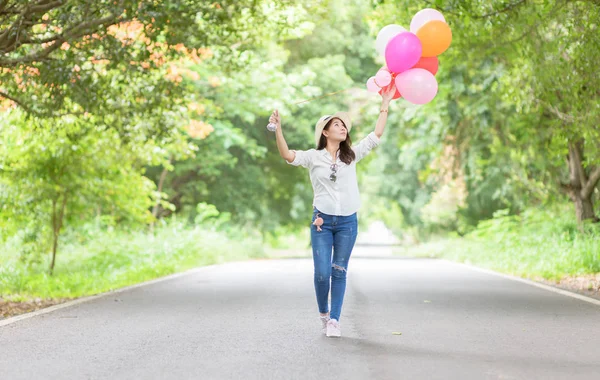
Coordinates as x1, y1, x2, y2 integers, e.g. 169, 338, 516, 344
0, 223, 264, 304
394, 205, 600, 283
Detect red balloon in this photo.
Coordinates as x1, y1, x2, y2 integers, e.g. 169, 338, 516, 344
411, 56, 439, 76
379, 87, 402, 100
379, 77, 402, 100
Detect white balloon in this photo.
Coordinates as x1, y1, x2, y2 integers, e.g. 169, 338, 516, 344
410, 8, 446, 33
375, 24, 406, 56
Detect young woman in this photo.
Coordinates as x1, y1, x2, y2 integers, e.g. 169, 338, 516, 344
270, 85, 396, 337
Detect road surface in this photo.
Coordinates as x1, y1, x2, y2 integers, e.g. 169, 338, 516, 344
1, 254, 599, 379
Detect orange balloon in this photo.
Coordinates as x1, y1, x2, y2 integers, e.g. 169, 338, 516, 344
416, 20, 452, 57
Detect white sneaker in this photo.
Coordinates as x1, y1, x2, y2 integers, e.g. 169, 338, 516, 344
320, 315, 330, 334
326, 319, 341, 337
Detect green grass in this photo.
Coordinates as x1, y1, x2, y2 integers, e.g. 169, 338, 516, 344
394, 204, 600, 280
0, 223, 265, 301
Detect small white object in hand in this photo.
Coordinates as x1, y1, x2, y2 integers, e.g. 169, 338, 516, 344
266, 123, 277, 132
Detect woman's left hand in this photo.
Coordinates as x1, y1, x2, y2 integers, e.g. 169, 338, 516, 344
374, 84, 394, 138
380, 83, 395, 105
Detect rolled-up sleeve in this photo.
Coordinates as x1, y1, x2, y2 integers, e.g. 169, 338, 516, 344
353, 132, 381, 162
287, 149, 314, 168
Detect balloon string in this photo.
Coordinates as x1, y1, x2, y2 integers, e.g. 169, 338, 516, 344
293, 88, 351, 105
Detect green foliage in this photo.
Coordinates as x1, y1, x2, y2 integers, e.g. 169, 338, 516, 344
194, 202, 232, 229
397, 204, 600, 279
0, 111, 155, 222
285, 0, 380, 82
0, 0, 321, 117
0, 110, 161, 266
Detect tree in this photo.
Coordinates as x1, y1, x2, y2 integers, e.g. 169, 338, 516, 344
0, 0, 320, 119
369, 0, 600, 224
0, 111, 158, 274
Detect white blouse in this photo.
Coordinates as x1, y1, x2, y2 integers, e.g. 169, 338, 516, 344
288, 132, 381, 216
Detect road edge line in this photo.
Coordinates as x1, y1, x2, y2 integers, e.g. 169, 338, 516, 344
0, 264, 220, 328
440, 259, 600, 307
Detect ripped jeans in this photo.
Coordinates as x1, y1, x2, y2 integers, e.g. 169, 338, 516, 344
310, 208, 358, 321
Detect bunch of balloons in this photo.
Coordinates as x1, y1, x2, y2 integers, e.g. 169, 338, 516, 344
366, 8, 452, 105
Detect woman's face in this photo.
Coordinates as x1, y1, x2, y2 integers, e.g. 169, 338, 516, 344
323, 118, 348, 143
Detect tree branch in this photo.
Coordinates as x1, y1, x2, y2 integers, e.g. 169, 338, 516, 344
29, 0, 65, 14
568, 141, 587, 190
0, 9, 19, 16
0, 12, 121, 65
0, 2, 31, 41
0, 89, 33, 113
473, 0, 527, 19
0, 89, 86, 118
0, 1, 65, 52
0, 37, 64, 64
582, 166, 600, 199
535, 98, 587, 123
19, 33, 62, 45
0, 0, 15, 15
421, 0, 527, 19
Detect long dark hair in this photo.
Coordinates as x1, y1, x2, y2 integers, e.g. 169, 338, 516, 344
317, 118, 355, 165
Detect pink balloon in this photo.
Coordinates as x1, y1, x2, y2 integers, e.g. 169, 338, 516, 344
375, 68, 392, 87
410, 8, 446, 33
384, 32, 422, 74
395, 68, 438, 104
366, 76, 380, 93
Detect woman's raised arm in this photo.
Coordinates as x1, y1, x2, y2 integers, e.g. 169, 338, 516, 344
271, 109, 296, 163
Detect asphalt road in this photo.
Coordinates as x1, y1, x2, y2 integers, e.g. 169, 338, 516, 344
1, 255, 599, 380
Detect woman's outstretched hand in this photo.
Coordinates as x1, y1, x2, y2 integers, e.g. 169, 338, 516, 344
380, 84, 396, 106
374, 84, 394, 139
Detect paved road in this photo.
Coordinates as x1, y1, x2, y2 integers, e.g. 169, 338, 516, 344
1, 255, 599, 380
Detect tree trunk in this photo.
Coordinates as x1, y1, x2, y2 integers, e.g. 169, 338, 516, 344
150, 160, 171, 233
49, 193, 68, 275
566, 141, 599, 224
573, 194, 596, 222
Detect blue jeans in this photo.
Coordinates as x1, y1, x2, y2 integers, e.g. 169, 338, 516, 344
310, 208, 358, 321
